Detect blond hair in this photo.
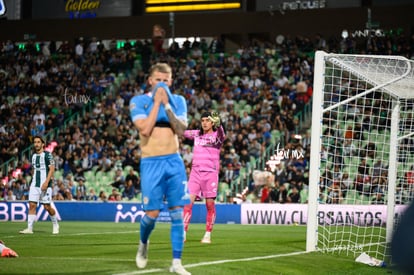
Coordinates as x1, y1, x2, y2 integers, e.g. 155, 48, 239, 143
149, 63, 172, 76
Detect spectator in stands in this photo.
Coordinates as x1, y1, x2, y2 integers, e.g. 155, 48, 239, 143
152, 24, 165, 55
75, 178, 87, 200
122, 179, 136, 200
238, 148, 250, 168
110, 168, 125, 190
228, 148, 239, 163
108, 188, 120, 201
248, 138, 261, 158
123, 148, 141, 169
247, 128, 257, 142
13, 181, 24, 201
274, 162, 287, 185
33, 108, 46, 125
342, 139, 356, 156
79, 149, 93, 173
353, 123, 365, 142
358, 159, 370, 177
95, 153, 112, 174
340, 172, 352, 197
240, 111, 253, 127
361, 142, 376, 159
181, 145, 193, 164
287, 185, 301, 203
260, 183, 270, 203
406, 165, 414, 185
326, 180, 343, 204
372, 159, 386, 181
372, 170, 388, 194
271, 183, 288, 204
34, 118, 45, 136
371, 191, 385, 204
86, 188, 98, 201
223, 163, 236, 184
208, 36, 224, 54
5, 189, 16, 201
124, 168, 140, 194
354, 174, 365, 196
345, 102, 361, 121
98, 190, 107, 202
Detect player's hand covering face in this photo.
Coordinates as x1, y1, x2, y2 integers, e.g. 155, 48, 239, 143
149, 71, 172, 105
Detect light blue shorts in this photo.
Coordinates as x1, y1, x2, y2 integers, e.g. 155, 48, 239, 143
140, 153, 190, 211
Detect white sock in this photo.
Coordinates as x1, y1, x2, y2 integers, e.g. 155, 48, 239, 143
204, 232, 211, 237
173, 258, 182, 266
28, 214, 36, 230
50, 215, 58, 225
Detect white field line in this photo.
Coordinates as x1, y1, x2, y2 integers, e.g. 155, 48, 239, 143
3, 230, 139, 239
113, 250, 310, 275
7, 229, 310, 274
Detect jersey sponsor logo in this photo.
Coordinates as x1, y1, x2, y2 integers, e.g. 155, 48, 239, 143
0, 0, 6, 16
194, 135, 221, 146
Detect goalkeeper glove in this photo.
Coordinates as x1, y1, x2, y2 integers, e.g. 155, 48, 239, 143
208, 111, 221, 127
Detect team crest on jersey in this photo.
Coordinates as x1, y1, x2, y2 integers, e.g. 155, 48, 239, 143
129, 102, 136, 110
143, 196, 149, 205
0, 0, 6, 16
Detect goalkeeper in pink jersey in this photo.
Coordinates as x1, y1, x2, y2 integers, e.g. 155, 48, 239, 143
183, 111, 226, 243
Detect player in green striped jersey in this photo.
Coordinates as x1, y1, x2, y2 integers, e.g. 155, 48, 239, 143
19, 136, 60, 234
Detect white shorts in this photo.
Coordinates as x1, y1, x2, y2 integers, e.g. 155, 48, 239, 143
28, 186, 53, 204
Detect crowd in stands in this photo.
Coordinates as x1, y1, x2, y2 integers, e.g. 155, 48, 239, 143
1, 30, 413, 204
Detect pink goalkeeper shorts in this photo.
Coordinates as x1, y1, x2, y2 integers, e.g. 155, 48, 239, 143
187, 168, 219, 199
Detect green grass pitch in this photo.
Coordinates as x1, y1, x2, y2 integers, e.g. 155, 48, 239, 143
0, 221, 393, 274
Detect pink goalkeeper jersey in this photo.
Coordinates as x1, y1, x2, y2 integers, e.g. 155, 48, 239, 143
183, 126, 225, 172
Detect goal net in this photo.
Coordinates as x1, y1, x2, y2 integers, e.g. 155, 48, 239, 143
306, 51, 414, 263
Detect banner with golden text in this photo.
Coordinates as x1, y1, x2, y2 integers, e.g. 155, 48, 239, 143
32, 0, 132, 19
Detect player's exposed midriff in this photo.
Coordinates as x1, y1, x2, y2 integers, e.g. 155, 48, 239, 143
140, 127, 179, 157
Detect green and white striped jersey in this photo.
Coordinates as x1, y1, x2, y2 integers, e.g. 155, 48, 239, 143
31, 151, 55, 188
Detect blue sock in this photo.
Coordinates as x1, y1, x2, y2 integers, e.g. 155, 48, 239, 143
170, 208, 184, 259
140, 215, 156, 244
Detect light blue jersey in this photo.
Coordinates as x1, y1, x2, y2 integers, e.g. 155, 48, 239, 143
129, 93, 187, 124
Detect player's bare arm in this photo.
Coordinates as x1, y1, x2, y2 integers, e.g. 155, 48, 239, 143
155, 86, 187, 136
165, 106, 188, 137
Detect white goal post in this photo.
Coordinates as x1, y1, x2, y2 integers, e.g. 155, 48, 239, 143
306, 51, 414, 262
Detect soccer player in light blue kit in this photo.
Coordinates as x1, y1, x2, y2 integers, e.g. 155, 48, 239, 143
130, 63, 191, 275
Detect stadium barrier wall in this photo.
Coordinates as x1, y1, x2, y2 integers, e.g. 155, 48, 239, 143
0, 202, 241, 224
0, 202, 408, 225
241, 204, 408, 226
